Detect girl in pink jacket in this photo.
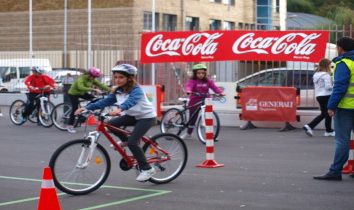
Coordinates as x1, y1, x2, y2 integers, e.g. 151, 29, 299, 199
183, 63, 224, 139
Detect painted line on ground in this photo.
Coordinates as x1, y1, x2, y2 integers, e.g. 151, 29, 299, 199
0, 175, 171, 209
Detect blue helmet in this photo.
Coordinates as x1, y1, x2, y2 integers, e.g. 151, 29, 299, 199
111, 64, 137, 76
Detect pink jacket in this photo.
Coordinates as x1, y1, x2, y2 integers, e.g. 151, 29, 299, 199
185, 79, 222, 105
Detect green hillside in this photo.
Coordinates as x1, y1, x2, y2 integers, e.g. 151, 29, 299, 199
288, 0, 354, 25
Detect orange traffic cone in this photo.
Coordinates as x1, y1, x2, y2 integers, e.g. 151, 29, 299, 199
37, 167, 61, 210
342, 132, 354, 174
86, 114, 98, 126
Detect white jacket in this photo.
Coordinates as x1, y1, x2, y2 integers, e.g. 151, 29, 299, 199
313, 72, 333, 97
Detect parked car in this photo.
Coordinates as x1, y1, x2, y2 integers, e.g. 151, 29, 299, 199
235, 67, 318, 109
11, 69, 82, 92
0, 58, 52, 92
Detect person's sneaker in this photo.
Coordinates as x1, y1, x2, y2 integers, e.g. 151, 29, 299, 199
0, 112, 3, 117
67, 126, 77, 133
303, 124, 313, 137
324, 131, 335, 137
136, 167, 156, 182
180, 132, 192, 139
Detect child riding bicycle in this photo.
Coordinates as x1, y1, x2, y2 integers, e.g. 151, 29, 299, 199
75, 64, 157, 182
22, 66, 55, 124
183, 63, 225, 139
66, 67, 110, 133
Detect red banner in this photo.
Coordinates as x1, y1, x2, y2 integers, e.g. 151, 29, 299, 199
241, 86, 297, 122
140, 30, 329, 63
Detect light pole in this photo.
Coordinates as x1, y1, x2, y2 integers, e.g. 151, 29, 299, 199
87, 0, 92, 68
151, 0, 156, 85
64, 0, 68, 67
29, 0, 33, 63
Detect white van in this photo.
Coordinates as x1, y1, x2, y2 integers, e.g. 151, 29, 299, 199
0, 59, 52, 92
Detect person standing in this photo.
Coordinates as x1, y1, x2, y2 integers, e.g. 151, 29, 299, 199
303, 58, 334, 137
313, 36, 354, 181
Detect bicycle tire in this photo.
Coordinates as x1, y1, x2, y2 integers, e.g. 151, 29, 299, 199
160, 108, 185, 135
196, 111, 221, 144
38, 101, 55, 127
51, 103, 72, 131
49, 139, 111, 195
9, 100, 27, 125
143, 133, 188, 184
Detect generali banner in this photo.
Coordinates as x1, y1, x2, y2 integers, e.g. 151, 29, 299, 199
140, 30, 329, 63
241, 86, 297, 122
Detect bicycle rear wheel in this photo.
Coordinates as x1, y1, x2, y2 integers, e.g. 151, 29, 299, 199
38, 101, 55, 127
160, 108, 184, 135
196, 111, 220, 144
51, 103, 72, 131
143, 133, 187, 184
9, 100, 26, 125
49, 139, 111, 195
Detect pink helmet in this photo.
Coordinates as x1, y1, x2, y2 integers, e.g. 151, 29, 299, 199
88, 67, 101, 78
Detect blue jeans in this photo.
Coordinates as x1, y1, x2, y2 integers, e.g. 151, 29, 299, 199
329, 108, 354, 175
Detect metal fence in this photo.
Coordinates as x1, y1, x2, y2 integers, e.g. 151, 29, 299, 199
0, 8, 353, 105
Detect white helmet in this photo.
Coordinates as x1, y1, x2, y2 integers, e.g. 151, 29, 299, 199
111, 64, 138, 76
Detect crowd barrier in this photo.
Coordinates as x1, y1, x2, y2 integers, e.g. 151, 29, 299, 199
236, 86, 300, 131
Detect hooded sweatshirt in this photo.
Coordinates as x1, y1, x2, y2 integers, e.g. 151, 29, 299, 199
313, 71, 333, 97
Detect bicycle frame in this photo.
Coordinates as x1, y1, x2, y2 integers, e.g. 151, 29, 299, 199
82, 116, 171, 169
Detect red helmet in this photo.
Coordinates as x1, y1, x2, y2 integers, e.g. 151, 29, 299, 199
88, 67, 101, 78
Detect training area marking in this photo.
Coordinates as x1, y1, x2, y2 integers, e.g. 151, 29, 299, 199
0, 175, 171, 209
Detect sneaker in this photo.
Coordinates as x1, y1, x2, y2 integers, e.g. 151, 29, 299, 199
0, 113, 3, 117
180, 132, 192, 139
67, 126, 77, 133
303, 124, 313, 137
324, 131, 335, 137
136, 167, 156, 182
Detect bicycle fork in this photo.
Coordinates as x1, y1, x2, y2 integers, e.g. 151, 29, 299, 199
76, 131, 100, 168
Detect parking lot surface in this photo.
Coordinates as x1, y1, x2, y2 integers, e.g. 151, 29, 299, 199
0, 106, 354, 210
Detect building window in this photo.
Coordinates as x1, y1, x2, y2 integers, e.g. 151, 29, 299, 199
209, 19, 221, 30
210, 0, 222, 3
238, 22, 243, 29
222, 0, 235, 5
276, 0, 280, 13
223, 21, 235, 30
256, 0, 273, 30
163, 14, 177, 31
185, 16, 199, 31
143, 11, 159, 31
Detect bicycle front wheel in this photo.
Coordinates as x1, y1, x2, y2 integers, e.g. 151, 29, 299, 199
196, 111, 220, 144
51, 103, 72, 131
9, 100, 26, 125
38, 101, 55, 127
49, 139, 111, 195
143, 133, 188, 184
160, 108, 184, 135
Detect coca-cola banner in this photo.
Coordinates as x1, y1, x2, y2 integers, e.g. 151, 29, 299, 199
140, 30, 329, 63
241, 86, 297, 122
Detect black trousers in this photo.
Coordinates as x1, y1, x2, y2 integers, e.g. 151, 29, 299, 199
107, 115, 156, 170
308, 95, 333, 132
68, 93, 95, 126
23, 92, 49, 119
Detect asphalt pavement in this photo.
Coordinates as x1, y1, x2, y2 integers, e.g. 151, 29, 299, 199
0, 106, 353, 210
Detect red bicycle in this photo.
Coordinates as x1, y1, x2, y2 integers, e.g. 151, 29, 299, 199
49, 110, 188, 195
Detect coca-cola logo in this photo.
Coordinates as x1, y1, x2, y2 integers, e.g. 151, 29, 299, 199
232, 33, 321, 55
145, 33, 223, 57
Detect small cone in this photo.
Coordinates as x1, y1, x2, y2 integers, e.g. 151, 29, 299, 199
197, 159, 224, 168
38, 167, 61, 210
86, 114, 98, 126
342, 138, 354, 174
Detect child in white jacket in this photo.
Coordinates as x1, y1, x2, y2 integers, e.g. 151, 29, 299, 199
303, 58, 335, 137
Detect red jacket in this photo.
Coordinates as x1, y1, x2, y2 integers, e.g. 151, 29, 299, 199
24, 74, 55, 93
